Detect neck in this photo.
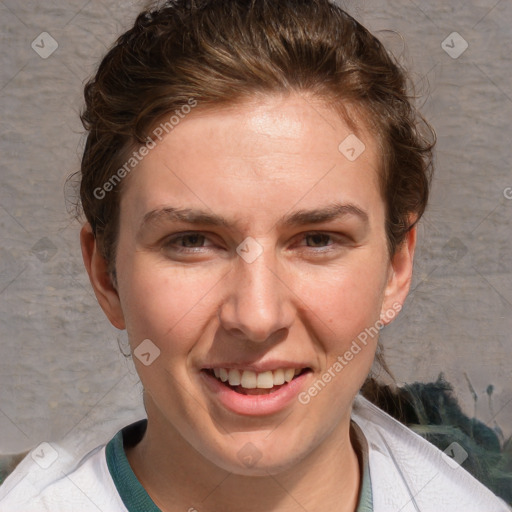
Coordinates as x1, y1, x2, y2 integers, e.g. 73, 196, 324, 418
126, 408, 361, 512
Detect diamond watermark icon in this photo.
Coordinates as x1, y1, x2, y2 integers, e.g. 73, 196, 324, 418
442, 441, 468, 468
31, 32, 59, 59
338, 134, 366, 162
441, 32, 468, 59
133, 339, 161, 366
236, 237, 263, 264
31, 237, 58, 262
442, 237, 468, 263
31, 442, 58, 469
237, 442, 263, 468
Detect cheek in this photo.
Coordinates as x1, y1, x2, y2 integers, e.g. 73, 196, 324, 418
117, 259, 223, 350
293, 259, 388, 346
293, 265, 386, 415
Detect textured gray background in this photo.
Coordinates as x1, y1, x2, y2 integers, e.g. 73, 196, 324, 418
0, 0, 511, 454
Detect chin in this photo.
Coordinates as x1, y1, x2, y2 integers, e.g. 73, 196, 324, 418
205, 440, 306, 477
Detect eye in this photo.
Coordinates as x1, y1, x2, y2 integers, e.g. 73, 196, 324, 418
173, 233, 208, 248
293, 231, 353, 257
303, 233, 332, 248
162, 232, 216, 252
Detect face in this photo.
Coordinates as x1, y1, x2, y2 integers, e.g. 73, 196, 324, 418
83, 93, 414, 475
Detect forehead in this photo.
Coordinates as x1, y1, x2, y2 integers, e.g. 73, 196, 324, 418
119, 93, 383, 230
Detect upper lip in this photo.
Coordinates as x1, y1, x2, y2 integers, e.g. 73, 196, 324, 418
201, 361, 312, 372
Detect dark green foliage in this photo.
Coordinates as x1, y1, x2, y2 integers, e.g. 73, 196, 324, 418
362, 374, 512, 504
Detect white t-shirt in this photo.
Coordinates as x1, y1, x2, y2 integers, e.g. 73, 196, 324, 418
0, 394, 509, 512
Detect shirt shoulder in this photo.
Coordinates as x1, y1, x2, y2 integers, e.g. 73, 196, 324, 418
0, 433, 129, 512
352, 394, 511, 512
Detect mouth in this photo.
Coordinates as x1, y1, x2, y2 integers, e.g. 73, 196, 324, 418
202, 367, 312, 395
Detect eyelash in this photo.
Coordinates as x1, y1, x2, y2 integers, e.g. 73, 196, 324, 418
162, 231, 348, 254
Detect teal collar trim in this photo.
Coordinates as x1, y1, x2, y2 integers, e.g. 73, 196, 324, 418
106, 419, 160, 512
352, 420, 374, 512
106, 419, 373, 512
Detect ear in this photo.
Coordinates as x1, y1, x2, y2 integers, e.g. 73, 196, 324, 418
380, 224, 417, 325
80, 223, 126, 330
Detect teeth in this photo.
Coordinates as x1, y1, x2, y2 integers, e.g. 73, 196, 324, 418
273, 368, 285, 385
284, 368, 295, 383
240, 370, 257, 389
211, 367, 304, 389
256, 371, 274, 389
228, 369, 241, 386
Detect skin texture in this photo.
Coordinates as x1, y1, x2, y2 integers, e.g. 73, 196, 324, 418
81, 93, 416, 512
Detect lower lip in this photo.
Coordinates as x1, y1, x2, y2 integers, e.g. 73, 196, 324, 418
200, 370, 310, 416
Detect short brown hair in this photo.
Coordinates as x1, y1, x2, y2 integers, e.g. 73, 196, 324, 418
78, 0, 435, 275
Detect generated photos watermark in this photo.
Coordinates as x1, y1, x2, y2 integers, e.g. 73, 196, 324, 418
93, 98, 198, 200
298, 302, 402, 405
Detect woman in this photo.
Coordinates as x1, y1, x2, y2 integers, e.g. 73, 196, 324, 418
0, 1, 509, 510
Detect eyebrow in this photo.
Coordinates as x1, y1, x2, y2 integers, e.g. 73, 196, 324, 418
282, 202, 368, 227
138, 202, 369, 236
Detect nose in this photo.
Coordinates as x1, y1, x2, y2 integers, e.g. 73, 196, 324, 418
218, 245, 294, 343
